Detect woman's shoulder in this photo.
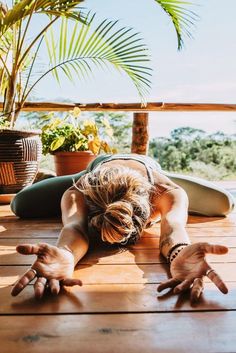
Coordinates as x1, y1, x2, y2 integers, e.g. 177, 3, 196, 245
152, 169, 181, 195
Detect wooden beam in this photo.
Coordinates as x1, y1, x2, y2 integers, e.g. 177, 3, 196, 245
1, 102, 236, 112
131, 113, 149, 155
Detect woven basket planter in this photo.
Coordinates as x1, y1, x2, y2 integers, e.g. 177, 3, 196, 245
0, 129, 42, 194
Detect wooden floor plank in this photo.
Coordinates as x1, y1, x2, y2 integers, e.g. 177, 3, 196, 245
1, 226, 236, 239
1, 263, 235, 285
0, 221, 61, 231
1, 214, 235, 229
0, 247, 236, 265
0, 236, 236, 253
0, 247, 163, 265
186, 214, 236, 226
1, 282, 236, 315
1, 312, 236, 353
0, 229, 60, 238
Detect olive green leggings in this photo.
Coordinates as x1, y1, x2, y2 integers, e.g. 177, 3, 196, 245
11, 169, 235, 218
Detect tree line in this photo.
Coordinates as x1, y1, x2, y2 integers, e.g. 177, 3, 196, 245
149, 127, 236, 180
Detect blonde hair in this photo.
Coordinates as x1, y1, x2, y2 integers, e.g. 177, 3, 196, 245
77, 166, 153, 244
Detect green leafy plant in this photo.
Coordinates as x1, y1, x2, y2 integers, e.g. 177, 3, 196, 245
41, 107, 115, 155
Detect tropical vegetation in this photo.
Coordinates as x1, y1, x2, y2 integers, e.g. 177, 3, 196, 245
0, 0, 197, 128
149, 127, 236, 180
38, 110, 236, 181
0, 0, 152, 128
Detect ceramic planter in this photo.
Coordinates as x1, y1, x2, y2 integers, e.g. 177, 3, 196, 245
53, 151, 96, 176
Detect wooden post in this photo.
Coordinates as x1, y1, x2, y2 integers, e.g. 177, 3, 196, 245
131, 112, 149, 155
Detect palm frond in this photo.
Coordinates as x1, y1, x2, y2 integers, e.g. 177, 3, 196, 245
42, 15, 152, 102
0, 28, 13, 93
0, 0, 86, 37
155, 0, 198, 49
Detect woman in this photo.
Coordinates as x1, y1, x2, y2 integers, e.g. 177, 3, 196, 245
10, 153, 234, 301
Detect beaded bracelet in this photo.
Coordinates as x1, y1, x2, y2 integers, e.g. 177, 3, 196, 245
169, 246, 187, 263
167, 243, 190, 263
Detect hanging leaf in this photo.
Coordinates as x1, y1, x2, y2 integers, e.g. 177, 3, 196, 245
72, 107, 82, 117
50, 136, 65, 151
101, 117, 114, 138
82, 120, 98, 137
88, 136, 101, 154
100, 141, 112, 153
155, 0, 198, 50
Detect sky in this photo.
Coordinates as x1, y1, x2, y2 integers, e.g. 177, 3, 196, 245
9, 0, 236, 137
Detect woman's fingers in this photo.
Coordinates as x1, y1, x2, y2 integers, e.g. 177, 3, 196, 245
48, 278, 82, 295
61, 278, 83, 287
16, 243, 50, 255
157, 278, 180, 292
199, 243, 228, 255
173, 279, 192, 294
191, 278, 204, 302
206, 268, 228, 294
34, 277, 47, 299
158, 278, 192, 295
49, 279, 61, 295
11, 268, 37, 296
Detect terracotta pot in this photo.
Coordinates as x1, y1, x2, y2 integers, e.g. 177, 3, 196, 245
53, 151, 96, 176
0, 129, 42, 194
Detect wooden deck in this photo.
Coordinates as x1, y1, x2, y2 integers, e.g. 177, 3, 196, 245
1, 181, 236, 353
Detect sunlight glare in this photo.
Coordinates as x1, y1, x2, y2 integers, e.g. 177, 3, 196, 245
0, 275, 19, 286
0, 247, 17, 253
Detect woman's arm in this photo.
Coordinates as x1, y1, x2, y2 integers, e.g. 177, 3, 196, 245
57, 188, 89, 265
11, 188, 89, 298
157, 187, 190, 259
155, 186, 229, 302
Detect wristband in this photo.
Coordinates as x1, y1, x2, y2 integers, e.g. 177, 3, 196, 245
167, 243, 189, 263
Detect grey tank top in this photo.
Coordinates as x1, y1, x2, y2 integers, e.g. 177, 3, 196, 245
86, 153, 162, 184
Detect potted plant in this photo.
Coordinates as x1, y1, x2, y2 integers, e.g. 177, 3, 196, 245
0, 0, 195, 196
41, 107, 115, 176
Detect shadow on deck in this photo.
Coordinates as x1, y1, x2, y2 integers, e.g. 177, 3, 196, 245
0, 181, 236, 352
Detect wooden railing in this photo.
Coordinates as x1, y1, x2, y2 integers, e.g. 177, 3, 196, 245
1, 102, 236, 154
1, 102, 236, 111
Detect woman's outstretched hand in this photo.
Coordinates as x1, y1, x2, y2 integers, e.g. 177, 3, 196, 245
11, 243, 82, 298
157, 242, 228, 302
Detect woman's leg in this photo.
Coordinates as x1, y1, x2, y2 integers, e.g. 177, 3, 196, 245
11, 171, 86, 218
163, 171, 235, 216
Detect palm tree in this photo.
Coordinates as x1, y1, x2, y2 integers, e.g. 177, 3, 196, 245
0, 0, 197, 129
0, 0, 152, 128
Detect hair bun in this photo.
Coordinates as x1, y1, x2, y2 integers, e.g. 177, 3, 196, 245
79, 166, 152, 244
105, 200, 132, 216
